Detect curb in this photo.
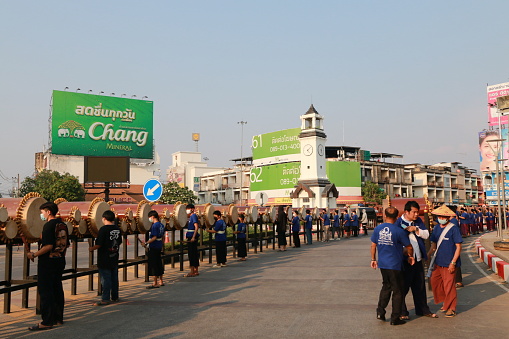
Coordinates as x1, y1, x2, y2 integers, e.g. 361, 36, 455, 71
475, 235, 509, 282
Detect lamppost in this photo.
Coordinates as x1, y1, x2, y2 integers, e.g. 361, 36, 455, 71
487, 138, 505, 239
238, 121, 247, 205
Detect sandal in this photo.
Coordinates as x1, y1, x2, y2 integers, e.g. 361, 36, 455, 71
439, 308, 446, 313
423, 313, 438, 318
94, 300, 110, 306
455, 283, 464, 288
445, 310, 456, 318
146, 285, 159, 289
28, 324, 53, 331
183, 273, 196, 277
399, 315, 409, 320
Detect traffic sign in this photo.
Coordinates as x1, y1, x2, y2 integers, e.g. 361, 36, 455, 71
143, 179, 163, 202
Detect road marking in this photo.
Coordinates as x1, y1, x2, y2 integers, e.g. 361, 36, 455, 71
467, 240, 509, 293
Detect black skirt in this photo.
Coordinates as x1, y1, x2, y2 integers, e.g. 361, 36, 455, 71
147, 248, 164, 276
237, 238, 247, 257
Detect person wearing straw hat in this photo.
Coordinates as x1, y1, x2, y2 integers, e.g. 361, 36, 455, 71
427, 204, 462, 318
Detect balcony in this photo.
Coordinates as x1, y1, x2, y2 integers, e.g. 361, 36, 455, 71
436, 181, 444, 187
428, 181, 436, 187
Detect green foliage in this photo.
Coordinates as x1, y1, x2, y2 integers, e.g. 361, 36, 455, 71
19, 170, 86, 202
160, 181, 197, 205
361, 181, 386, 205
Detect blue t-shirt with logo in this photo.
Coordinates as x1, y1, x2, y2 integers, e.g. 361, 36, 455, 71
333, 215, 340, 227
351, 214, 359, 227
371, 223, 410, 271
214, 219, 227, 241
323, 213, 331, 226
305, 215, 313, 229
344, 213, 351, 226
149, 221, 165, 250
430, 223, 463, 268
186, 213, 200, 238
291, 216, 300, 232
236, 223, 246, 239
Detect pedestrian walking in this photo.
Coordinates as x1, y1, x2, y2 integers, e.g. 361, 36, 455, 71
207, 210, 228, 267
360, 209, 369, 235
185, 204, 200, 277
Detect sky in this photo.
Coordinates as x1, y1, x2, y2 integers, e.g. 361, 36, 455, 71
1, 0, 508, 195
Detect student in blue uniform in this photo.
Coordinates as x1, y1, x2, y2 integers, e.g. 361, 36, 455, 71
291, 210, 301, 248
332, 210, 341, 240
305, 210, 313, 245
207, 211, 228, 267
185, 204, 200, 277
234, 214, 247, 261
351, 211, 359, 237
343, 210, 351, 238
142, 211, 165, 288
321, 209, 331, 242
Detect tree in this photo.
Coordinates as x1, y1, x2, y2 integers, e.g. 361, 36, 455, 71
160, 181, 197, 204
20, 170, 86, 202
361, 181, 386, 205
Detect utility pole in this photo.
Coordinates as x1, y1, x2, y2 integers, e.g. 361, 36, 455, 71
238, 121, 247, 205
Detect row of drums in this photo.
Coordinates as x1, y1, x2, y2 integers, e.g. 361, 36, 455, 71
0, 193, 324, 244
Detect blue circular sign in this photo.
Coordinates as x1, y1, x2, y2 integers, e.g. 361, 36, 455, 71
143, 179, 163, 202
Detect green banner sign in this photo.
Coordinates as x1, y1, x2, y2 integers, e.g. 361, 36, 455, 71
251, 128, 301, 161
250, 162, 301, 191
51, 90, 153, 159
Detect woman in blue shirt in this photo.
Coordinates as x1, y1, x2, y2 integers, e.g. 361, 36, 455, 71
207, 211, 228, 267
143, 211, 165, 288
305, 210, 313, 245
234, 214, 248, 261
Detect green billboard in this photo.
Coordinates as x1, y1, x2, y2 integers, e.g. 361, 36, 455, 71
250, 161, 361, 192
251, 128, 300, 161
51, 90, 153, 159
250, 162, 301, 192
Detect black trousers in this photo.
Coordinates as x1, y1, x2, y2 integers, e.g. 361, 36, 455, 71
216, 240, 227, 264
38, 260, 65, 326
401, 260, 431, 316
147, 248, 164, 276
292, 231, 301, 247
237, 238, 247, 258
187, 238, 200, 267
277, 232, 287, 246
377, 268, 405, 322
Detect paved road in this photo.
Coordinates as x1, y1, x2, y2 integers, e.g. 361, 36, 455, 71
1, 234, 508, 338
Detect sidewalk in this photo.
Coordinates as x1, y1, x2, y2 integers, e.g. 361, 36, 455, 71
477, 230, 509, 282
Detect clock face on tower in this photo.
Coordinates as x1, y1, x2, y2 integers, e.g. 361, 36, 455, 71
303, 144, 313, 156
318, 144, 324, 156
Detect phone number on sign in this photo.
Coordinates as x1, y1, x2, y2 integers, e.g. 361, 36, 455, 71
270, 143, 300, 153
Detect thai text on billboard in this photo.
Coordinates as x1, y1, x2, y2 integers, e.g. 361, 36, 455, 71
487, 82, 509, 126
51, 90, 154, 159
251, 128, 301, 166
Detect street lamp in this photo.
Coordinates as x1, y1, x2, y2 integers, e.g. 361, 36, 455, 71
487, 138, 505, 239
238, 121, 247, 205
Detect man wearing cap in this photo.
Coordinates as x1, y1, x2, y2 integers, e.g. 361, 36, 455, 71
371, 207, 415, 325
394, 201, 437, 319
428, 205, 462, 318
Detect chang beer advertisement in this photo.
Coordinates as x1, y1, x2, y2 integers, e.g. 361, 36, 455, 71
51, 90, 153, 159
252, 128, 301, 166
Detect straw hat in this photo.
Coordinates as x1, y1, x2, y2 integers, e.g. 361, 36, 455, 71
431, 204, 456, 217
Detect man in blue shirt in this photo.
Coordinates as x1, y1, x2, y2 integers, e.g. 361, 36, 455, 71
185, 204, 200, 277
394, 201, 436, 319
371, 207, 414, 325
291, 210, 301, 248
207, 210, 228, 267
304, 210, 313, 245
351, 211, 359, 237
332, 210, 341, 240
320, 209, 331, 242
233, 215, 247, 261
428, 205, 463, 318
142, 211, 165, 288
343, 210, 351, 238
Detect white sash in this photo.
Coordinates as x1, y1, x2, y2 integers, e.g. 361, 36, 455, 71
426, 223, 454, 278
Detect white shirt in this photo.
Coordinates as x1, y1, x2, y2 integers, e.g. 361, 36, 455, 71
401, 215, 429, 262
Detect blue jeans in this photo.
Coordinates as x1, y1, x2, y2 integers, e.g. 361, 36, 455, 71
305, 228, 312, 244
99, 267, 119, 301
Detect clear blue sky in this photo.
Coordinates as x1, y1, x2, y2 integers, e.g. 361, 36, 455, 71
1, 0, 507, 194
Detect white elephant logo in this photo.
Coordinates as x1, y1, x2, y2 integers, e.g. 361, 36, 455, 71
58, 128, 70, 137
74, 129, 85, 138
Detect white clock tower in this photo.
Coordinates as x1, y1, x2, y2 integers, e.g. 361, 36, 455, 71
291, 105, 338, 209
